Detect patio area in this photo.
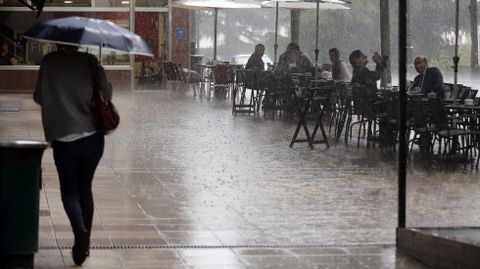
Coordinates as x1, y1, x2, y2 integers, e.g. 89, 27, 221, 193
2, 86, 479, 268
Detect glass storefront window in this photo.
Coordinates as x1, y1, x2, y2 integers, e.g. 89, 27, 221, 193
95, 0, 130, 8
95, 0, 167, 8
0, 11, 131, 65
136, 0, 167, 7
0, 0, 91, 7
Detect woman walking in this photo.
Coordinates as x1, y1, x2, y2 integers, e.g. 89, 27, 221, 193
34, 44, 111, 265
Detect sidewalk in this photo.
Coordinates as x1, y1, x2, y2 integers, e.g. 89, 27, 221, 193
2, 88, 472, 268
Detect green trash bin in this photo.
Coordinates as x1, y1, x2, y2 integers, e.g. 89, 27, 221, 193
0, 140, 48, 269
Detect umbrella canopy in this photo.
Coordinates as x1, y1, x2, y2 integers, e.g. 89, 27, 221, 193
262, 0, 349, 77
24, 16, 153, 57
170, 0, 261, 60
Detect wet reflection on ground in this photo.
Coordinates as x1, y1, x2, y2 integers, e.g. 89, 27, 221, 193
2, 86, 477, 268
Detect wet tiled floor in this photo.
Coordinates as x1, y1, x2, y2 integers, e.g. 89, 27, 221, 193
2, 86, 479, 268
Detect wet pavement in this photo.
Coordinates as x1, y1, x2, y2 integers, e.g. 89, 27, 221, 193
2, 85, 479, 268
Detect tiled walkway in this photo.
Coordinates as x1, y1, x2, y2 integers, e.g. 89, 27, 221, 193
2, 87, 479, 268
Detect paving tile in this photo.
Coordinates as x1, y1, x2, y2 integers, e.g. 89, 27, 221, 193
242, 256, 308, 269
34, 249, 65, 269
2, 91, 452, 268
290, 247, 347, 256
161, 231, 223, 245
234, 248, 292, 256
61, 249, 124, 268
181, 254, 247, 267
118, 249, 184, 266
187, 265, 250, 269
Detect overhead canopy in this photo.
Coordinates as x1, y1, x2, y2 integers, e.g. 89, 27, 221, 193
261, 0, 350, 71
170, 0, 262, 60
170, 0, 261, 10
261, 0, 349, 10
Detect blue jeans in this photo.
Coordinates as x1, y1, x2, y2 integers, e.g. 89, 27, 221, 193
52, 133, 104, 232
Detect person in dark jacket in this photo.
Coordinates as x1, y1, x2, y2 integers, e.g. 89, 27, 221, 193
411, 56, 444, 98
349, 49, 385, 97
0, 41, 17, 65
34, 44, 111, 266
276, 42, 314, 75
245, 44, 265, 70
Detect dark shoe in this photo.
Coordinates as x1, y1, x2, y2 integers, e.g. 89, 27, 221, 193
72, 226, 90, 265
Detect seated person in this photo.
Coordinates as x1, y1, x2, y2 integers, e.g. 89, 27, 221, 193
276, 42, 313, 75
323, 48, 351, 81
410, 56, 444, 98
245, 44, 265, 70
349, 49, 385, 98
0, 41, 17, 65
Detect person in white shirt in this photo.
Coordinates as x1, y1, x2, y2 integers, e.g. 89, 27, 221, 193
326, 48, 351, 81
34, 44, 111, 266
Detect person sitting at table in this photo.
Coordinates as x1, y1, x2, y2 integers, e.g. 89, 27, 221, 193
323, 48, 351, 81
410, 56, 445, 98
245, 44, 265, 70
0, 40, 17, 65
350, 49, 385, 98
276, 42, 314, 75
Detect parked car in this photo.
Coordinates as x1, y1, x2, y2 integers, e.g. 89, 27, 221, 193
231, 54, 273, 70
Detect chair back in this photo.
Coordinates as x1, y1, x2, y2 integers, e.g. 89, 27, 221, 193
429, 97, 449, 129
351, 85, 373, 116
333, 81, 350, 109
458, 86, 471, 101
444, 83, 454, 99
162, 62, 184, 81
213, 64, 234, 85
308, 80, 334, 112
408, 99, 428, 128
257, 70, 278, 91
383, 91, 399, 120
236, 69, 247, 87
469, 89, 478, 99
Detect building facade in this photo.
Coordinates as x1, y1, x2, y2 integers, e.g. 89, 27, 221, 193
0, 0, 191, 92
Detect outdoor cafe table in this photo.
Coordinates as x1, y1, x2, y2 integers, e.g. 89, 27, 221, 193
290, 79, 333, 149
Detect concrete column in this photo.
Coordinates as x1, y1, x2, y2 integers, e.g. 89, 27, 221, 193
290, 9, 300, 44
170, 8, 190, 68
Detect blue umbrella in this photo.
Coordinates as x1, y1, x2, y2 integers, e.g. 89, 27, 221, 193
24, 16, 153, 57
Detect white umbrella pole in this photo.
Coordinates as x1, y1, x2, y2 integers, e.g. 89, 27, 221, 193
453, 0, 460, 104
314, 0, 319, 78
274, 1, 279, 66
214, 8, 218, 61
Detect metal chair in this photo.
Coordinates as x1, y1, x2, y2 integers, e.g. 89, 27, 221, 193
212, 64, 235, 98
347, 86, 385, 147
407, 98, 435, 159
232, 69, 256, 115
430, 98, 480, 169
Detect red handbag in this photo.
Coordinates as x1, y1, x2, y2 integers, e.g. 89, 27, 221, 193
90, 85, 119, 134
90, 60, 120, 134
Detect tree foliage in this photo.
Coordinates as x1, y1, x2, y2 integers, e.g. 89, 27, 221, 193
195, 0, 476, 67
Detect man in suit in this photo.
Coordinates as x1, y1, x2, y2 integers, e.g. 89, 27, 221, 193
411, 56, 445, 98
